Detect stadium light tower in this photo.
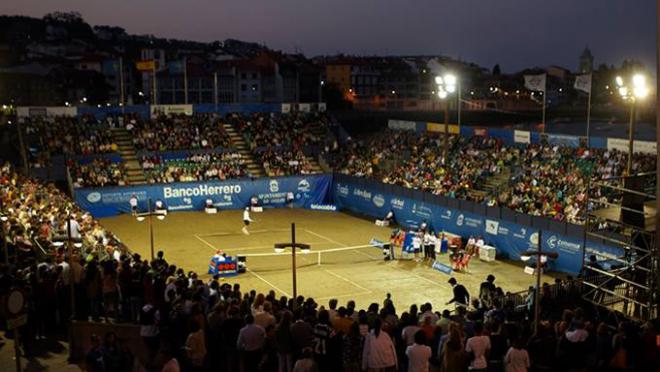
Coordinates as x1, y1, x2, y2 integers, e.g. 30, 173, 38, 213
615, 73, 649, 173
274, 223, 310, 304
136, 198, 166, 261
436, 74, 457, 162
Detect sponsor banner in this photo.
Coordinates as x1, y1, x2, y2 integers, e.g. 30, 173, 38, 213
310, 204, 337, 211
318, 103, 327, 112
136, 60, 155, 71
150, 104, 193, 118
298, 103, 311, 113
332, 176, 623, 274
633, 140, 656, 154
607, 138, 628, 152
514, 130, 531, 144
281, 103, 291, 113
547, 133, 580, 148
432, 260, 453, 275
426, 123, 460, 134
387, 119, 416, 131
75, 174, 332, 217
473, 128, 488, 136
17, 106, 77, 117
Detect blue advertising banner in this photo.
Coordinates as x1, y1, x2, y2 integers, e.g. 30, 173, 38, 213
332, 176, 622, 275
75, 174, 333, 218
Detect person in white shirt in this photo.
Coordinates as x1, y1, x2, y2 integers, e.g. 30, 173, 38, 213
465, 322, 490, 371
242, 207, 254, 235
65, 216, 82, 239
412, 233, 422, 262
129, 194, 138, 216
406, 330, 432, 372
504, 338, 530, 372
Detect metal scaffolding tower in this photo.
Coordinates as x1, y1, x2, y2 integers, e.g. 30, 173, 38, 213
582, 173, 658, 320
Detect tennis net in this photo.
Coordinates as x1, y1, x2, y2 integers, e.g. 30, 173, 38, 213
238, 244, 385, 273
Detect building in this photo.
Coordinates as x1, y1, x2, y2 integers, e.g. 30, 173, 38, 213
579, 47, 594, 74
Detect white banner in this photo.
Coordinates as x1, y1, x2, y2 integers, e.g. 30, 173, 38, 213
574, 74, 592, 94
524, 74, 546, 92
17, 106, 77, 118
607, 138, 628, 152
281, 103, 291, 113
150, 104, 193, 118
514, 130, 531, 144
298, 103, 311, 113
318, 103, 327, 112
633, 140, 657, 154
388, 119, 416, 131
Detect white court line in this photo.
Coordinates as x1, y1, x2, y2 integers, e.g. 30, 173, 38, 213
304, 229, 347, 247
246, 269, 291, 297
194, 234, 217, 250
303, 228, 378, 260
324, 269, 372, 292
197, 228, 290, 238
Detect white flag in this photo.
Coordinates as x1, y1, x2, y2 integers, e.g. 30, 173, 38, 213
574, 73, 592, 93
524, 74, 546, 92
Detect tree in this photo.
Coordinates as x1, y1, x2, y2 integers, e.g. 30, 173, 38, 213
492, 64, 501, 76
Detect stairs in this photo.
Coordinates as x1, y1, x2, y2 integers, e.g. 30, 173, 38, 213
110, 128, 147, 185
482, 167, 511, 193
305, 156, 324, 174
222, 123, 265, 178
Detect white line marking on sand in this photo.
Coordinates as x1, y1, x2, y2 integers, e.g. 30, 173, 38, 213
324, 269, 372, 292
246, 269, 291, 297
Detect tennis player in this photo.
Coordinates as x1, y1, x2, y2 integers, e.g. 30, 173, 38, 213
242, 207, 254, 235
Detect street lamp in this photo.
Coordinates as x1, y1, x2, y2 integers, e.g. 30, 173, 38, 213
136, 198, 166, 261
615, 73, 649, 173
274, 223, 310, 304
520, 230, 559, 333
435, 74, 457, 161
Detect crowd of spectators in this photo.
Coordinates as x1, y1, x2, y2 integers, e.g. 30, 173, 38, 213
227, 112, 332, 177
142, 152, 249, 183
1, 163, 659, 372
335, 132, 656, 224
130, 114, 233, 152
25, 115, 118, 156
69, 158, 129, 188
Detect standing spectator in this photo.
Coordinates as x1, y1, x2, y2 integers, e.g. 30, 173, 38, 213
362, 318, 397, 372
342, 322, 363, 372
276, 310, 294, 372
406, 330, 432, 372
185, 321, 207, 372
313, 310, 336, 371
446, 277, 470, 308
504, 338, 530, 372
292, 347, 319, 372
237, 314, 266, 372
465, 321, 490, 372
441, 323, 468, 372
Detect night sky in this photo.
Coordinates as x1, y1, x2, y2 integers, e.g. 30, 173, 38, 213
1, 0, 655, 72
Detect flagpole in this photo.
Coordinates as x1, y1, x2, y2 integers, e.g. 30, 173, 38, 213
183, 56, 188, 105
152, 62, 158, 105
586, 77, 592, 145
541, 79, 546, 133
119, 57, 125, 113
213, 72, 218, 112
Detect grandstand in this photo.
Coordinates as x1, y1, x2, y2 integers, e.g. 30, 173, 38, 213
1, 104, 658, 372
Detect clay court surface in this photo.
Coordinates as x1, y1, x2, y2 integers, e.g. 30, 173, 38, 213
100, 209, 556, 310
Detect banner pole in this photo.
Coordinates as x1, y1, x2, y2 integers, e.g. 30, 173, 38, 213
541, 78, 546, 133
586, 81, 592, 144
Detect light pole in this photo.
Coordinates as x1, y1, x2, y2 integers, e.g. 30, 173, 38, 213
435, 74, 457, 162
136, 198, 166, 261
615, 74, 649, 174
520, 230, 558, 333
274, 223, 310, 304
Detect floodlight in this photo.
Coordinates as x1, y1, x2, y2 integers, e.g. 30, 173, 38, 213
615, 76, 624, 87
136, 216, 146, 222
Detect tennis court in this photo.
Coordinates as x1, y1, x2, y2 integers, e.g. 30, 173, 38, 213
100, 208, 558, 310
